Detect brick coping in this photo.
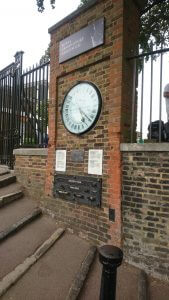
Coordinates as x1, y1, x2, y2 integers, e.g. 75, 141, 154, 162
120, 143, 169, 152
13, 149, 48, 156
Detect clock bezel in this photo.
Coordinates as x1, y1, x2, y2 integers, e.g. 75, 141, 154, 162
61, 81, 102, 135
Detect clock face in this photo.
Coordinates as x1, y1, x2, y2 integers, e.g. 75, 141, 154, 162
61, 81, 102, 135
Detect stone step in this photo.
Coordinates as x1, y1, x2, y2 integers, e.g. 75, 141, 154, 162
0, 170, 10, 177
0, 175, 16, 188
0, 182, 23, 198
0, 215, 59, 282
0, 197, 39, 233
0, 227, 65, 297
0, 166, 10, 177
1, 231, 93, 300
0, 165, 9, 171
0, 207, 42, 243
0, 191, 23, 208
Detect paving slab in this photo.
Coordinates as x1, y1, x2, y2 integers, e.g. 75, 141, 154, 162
79, 255, 169, 300
0, 215, 57, 280
78, 254, 139, 300
148, 277, 169, 300
79, 255, 142, 300
2, 232, 91, 300
0, 197, 38, 232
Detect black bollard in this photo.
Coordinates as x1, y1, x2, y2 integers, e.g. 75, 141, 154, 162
98, 245, 123, 300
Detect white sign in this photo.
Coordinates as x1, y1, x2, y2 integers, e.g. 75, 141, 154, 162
55, 150, 66, 172
88, 149, 103, 175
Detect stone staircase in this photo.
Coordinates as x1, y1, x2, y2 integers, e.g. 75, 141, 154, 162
0, 165, 95, 300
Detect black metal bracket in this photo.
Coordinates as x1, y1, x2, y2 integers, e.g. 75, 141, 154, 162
109, 208, 115, 222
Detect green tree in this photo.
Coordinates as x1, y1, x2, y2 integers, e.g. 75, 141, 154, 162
40, 43, 50, 64
140, 0, 169, 53
78, 0, 90, 7
36, 0, 55, 12
37, 0, 169, 53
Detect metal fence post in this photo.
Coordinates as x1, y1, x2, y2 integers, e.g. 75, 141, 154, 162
98, 245, 123, 300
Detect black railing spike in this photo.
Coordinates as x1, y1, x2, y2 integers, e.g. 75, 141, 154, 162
128, 47, 169, 60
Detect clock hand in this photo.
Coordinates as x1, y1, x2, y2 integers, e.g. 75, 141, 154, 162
79, 107, 92, 122
81, 116, 88, 126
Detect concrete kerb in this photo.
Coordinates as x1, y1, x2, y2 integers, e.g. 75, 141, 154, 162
138, 269, 148, 300
0, 227, 65, 297
66, 245, 97, 300
0, 208, 42, 242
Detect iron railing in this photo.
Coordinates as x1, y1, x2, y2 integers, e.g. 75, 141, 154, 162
0, 52, 23, 167
20, 61, 49, 147
0, 52, 50, 168
129, 47, 169, 143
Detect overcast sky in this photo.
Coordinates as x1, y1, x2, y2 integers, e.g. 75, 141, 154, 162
0, 0, 80, 70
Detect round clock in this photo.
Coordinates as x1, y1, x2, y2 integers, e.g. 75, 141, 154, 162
61, 81, 102, 135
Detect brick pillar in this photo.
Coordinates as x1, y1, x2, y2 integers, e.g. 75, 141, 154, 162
45, 0, 141, 246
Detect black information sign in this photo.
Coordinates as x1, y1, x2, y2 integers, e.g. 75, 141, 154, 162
53, 174, 102, 207
59, 18, 104, 63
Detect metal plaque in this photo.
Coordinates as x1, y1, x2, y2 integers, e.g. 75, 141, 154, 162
53, 174, 102, 207
59, 18, 104, 63
70, 150, 84, 163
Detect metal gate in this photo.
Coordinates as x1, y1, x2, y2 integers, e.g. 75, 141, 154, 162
0, 52, 50, 168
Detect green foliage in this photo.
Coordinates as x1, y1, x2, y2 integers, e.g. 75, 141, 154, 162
40, 43, 50, 64
36, 0, 90, 12
37, 100, 49, 128
140, 0, 169, 53
36, 0, 55, 12
78, 0, 90, 7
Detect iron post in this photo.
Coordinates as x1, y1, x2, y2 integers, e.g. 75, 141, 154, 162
99, 245, 123, 300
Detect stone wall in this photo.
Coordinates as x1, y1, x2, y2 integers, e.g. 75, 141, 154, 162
121, 143, 169, 281
13, 149, 47, 199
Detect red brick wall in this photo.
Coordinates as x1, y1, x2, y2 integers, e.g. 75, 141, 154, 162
44, 0, 140, 246
14, 151, 47, 199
